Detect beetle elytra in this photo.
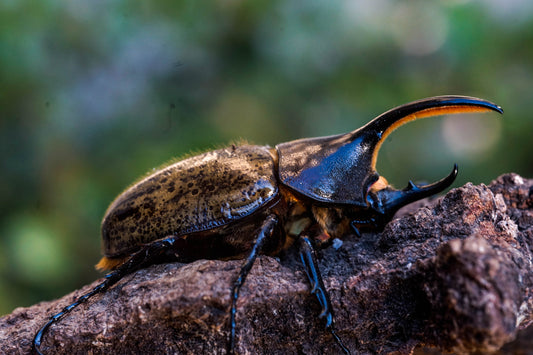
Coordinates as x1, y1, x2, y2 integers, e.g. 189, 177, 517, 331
33, 96, 502, 354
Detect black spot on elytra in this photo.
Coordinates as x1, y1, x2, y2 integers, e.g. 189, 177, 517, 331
114, 207, 140, 222
142, 184, 161, 195
170, 194, 182, 204
167, 181, 175, 192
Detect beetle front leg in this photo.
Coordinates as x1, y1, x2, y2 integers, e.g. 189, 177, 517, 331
229, 214, 279, 354
298, 236, 351, 355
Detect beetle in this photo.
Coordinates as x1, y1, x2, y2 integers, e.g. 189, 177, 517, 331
32, 96, 502, 354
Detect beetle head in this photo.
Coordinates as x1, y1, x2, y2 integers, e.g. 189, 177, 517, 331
277, 96, 502, 231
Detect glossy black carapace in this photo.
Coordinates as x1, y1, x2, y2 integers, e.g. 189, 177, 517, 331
33, 96, 502, 354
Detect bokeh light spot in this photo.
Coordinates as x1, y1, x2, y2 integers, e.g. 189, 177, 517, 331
442, 113, 502, 159
390, 3, 448, 56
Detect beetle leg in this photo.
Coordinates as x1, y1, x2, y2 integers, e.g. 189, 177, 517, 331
229, 214, 279, 354
350, 217, 379, 237
298, 236, 351, 354
32, 236, 180, 355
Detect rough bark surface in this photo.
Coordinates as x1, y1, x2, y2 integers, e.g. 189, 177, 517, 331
1, 173, 532, 355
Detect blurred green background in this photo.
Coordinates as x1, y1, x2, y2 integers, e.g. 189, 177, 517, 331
1, 0, 532, 315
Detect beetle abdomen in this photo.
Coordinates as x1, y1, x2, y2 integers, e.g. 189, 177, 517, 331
101, 145, 278, 258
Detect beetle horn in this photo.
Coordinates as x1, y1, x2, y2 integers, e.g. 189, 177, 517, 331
276, 95, 502, 206
363, 95, 504, 170
369, 163, 458, 217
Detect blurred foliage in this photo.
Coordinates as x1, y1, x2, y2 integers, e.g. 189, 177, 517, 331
1, 0, 532, 315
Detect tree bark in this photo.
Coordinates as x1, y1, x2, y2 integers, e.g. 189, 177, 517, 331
1, 174, 532, 354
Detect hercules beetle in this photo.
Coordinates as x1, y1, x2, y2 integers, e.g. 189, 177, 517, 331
33, 96, 502, 354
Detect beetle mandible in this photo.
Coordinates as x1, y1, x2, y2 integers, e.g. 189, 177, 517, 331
33, 96, 502, 354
